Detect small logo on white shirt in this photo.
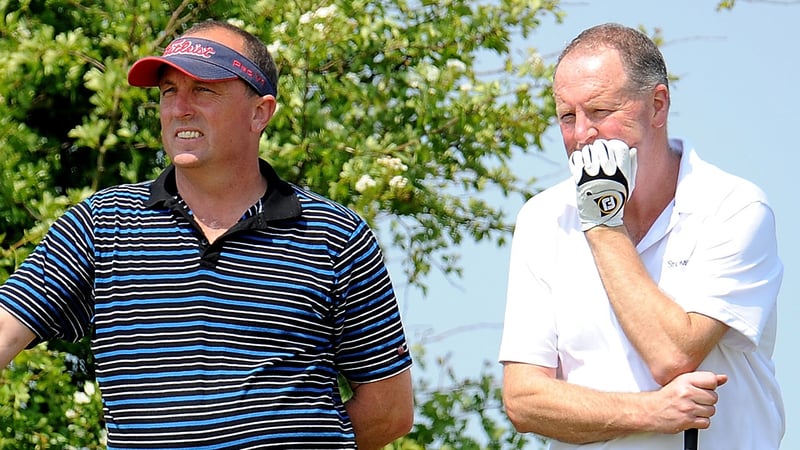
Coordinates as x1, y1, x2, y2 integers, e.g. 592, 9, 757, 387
666, 259, 689, 269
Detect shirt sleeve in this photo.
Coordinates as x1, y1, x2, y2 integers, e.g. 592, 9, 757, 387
0, 200, 95, 346
674, 199, 782, 352
497, 199, 560, 368
332, 220, 412, 383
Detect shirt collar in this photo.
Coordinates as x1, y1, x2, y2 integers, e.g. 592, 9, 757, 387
671, 138, 708, 215
145, 159, 302, 223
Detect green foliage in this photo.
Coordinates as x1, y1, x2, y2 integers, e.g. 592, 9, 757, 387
0, 339, 104, 449
242, 0, 562, 289
394, 347, 546, 450
0, 0, 564, 291
716, 0, 736, 10
0, 0, 564, 447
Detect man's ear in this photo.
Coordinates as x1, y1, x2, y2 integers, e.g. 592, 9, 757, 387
652, 84, 670, 129
252, 95, 277, 133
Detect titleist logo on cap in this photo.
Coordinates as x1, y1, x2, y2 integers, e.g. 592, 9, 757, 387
162, 39, 216, 58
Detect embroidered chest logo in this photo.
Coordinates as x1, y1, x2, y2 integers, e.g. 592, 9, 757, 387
666, 259, 689, 269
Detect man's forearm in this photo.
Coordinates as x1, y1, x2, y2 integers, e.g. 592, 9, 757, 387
503, 363, 725, 443
345, 370, 413, 450
504, 364, 658, 444
0, 308, 35, 368
583, 226, 727, 383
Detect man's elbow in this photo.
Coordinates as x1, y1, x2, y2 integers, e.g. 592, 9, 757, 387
358, 407, 413, 450
382, 374, 415, 441
651, 354, 699, 386
390, 407, 415, 440
387, 398, 415, 440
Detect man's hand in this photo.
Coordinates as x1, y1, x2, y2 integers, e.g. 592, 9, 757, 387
569, 139, 637, 231
650, 371, 728, 434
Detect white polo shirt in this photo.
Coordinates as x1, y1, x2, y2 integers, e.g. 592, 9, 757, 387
498, 140, 784, 450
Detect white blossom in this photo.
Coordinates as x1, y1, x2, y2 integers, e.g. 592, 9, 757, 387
325, 120, 345, 133
267, 41, 281, 55
389, 176, 409, 189
377, 156, 408, 172
344, 72, 360, 84
355, 174, 377, 193
316, 5, 337, 18
300, 5, 338, 24
273, 23, 288, 34
406, 71, 422, 89
73, 391, 91, 405
446, 59, 467, 72
423, 65, 441, 83
226, 18, 245, 29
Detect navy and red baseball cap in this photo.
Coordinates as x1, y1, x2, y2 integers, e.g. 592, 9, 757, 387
128, 36, 277, 97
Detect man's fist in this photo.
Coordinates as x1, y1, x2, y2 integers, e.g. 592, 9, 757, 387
569, 139, 637, 231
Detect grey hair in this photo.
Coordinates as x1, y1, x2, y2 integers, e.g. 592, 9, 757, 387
556, 23, 668, 93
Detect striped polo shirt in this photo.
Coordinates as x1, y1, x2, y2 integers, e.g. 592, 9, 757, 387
0, 160, 412, 449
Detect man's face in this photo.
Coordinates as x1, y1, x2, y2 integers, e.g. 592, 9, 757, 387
157, 29, 268, 170
158, 68, 257, 169
553, 48, 654, 157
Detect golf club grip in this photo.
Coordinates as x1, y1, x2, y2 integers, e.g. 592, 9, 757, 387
684, 428, 698, 450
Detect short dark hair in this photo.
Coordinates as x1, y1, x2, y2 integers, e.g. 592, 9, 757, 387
556, 23, 668, 93
184, 20, 279, 97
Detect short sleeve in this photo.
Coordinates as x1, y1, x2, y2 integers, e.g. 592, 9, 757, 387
674, 200, 782, 351
0, 201, 95, 345
498, 198, 559, 367
332, 221, 412, 382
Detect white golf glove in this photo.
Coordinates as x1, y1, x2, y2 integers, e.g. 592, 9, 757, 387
568, 139, 637, 231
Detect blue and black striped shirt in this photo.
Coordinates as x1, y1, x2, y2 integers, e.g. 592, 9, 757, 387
0, 160, 412, 449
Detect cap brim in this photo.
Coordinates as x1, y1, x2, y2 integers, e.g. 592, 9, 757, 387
127, 55, 238, 87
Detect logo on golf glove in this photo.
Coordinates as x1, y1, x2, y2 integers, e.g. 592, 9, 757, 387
569, 139, 637, 231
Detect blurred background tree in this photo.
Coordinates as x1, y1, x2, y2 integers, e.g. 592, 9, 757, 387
0, 0, 562, 447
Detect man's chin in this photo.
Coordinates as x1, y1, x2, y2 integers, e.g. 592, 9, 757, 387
170, 153, 205, 168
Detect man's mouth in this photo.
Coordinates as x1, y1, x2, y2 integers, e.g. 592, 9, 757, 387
176, 130, 203, 139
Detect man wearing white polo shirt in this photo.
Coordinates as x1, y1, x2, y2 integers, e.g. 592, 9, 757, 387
499, 23, 783, 449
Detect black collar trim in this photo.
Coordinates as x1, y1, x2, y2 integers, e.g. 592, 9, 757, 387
144, 159, 302, 226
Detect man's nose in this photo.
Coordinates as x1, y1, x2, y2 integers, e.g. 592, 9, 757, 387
167, 90, 195, 119
574, 113, 598, 148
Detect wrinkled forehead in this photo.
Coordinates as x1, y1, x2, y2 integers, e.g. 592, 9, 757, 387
554, 49, 628, 92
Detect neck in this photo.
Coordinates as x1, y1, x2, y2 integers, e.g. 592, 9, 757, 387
175, 161, 267, 235
624, 144, 681, 244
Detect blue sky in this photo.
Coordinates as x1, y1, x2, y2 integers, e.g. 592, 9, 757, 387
388, 1, 800, 448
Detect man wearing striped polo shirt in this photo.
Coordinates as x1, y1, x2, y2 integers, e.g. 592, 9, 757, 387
0, 20, 413, 449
